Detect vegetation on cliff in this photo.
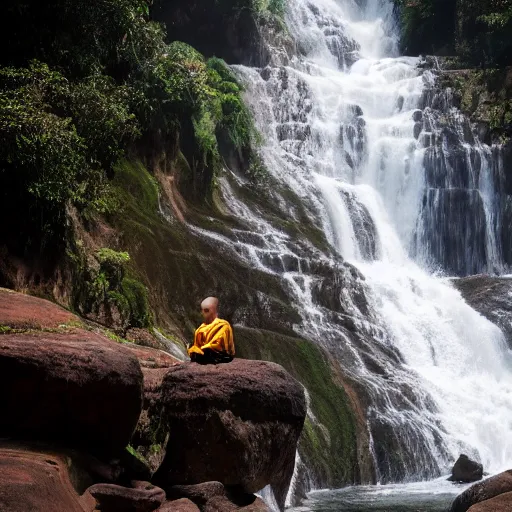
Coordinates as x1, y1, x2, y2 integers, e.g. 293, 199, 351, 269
0, 0, 255, 286
393, 1, 512, 141
394, 0, 512, 67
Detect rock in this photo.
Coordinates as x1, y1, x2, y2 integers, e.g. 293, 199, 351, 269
124, 343, 181, 370
152, 360, 306, 511
0, 446, 85, 512
126, 328, 163, 350
157, 499, 200, 511
414, 122, 422, 139
130, 347, 182, 474
448, 454, 483, 483
165, 482, 227, 506
0, 329, 143, 456
203, 495, 269, 512
468, 491, 512, 511
413, 110, 423, 122
165, 482, 268, 512
450, 470, 512, 512
87, 482, 165, 512
452, 276, 512, 348
0, 287, 80, 329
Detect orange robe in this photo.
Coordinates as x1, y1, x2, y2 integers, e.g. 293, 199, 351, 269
188, 318, 235, 357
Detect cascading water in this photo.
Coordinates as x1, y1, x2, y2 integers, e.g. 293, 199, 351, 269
196, 0, 512, 488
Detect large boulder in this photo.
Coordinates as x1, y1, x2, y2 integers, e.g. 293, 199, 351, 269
152, 360, 306, 511
86, 482, 166, 512
0, 446, 87, 512
450, 470, 512, 512
448, 454, 483, 483
468, 491, 512, 511
0, 329, 143, 456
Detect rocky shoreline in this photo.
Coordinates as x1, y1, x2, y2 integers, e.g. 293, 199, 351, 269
0, 288, 306, 511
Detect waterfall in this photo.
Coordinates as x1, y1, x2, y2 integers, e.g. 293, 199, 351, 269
198, 0, 512, 485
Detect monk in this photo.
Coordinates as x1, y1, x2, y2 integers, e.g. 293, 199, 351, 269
188, 297, 235, 364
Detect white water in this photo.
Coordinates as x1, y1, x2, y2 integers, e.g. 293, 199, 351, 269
205, 0, 512, 485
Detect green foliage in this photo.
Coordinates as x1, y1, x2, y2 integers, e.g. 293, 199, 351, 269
0, 62, 88, 207
394, 0, 512, 66
393, 0, 456, 55
71, 243, 151, 330
440, 68, 512, 140
214, 0, 286, 18
121, 277, 152, 328
0, 0, 259, 281
97, 248, 131, 288
126, 444, 148, 464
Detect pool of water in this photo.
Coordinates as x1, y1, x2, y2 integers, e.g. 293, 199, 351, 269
288, 478, 470, 512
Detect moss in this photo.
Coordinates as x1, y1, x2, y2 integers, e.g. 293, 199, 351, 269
104, 330, 130, 344
150, 444, 162, 455
126, 444, 148, 465
121, 277, 152, 328
0, 325, 12, 334
235, 326, 358, 488
227, 174, 331, 254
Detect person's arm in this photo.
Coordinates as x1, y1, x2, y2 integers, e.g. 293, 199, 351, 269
201, 324, 231, 353
188, 329, 204, 356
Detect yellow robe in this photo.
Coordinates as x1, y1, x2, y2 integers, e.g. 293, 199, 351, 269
188, 318, 235, 357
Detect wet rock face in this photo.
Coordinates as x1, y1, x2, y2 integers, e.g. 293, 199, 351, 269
448, 454, 483, 483
452, 276, 512, 348
0, 330, 143, 456
450, 470, 512, 512
416, 76, 510, 276
153, 360, 306, 511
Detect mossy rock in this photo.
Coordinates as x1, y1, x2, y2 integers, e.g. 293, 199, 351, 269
235, 326, 359, 490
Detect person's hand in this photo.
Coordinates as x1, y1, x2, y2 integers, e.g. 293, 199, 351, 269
188, 346, 204, 356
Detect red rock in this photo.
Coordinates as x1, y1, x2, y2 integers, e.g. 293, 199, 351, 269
203, 495, 269, 512
157, 498, 200, 511
0, 447, 86, 512
0, 330, 143, 456
0, 287, 80, 329
165, 481, 226, 507
164, 482, 269, 511
124, 343, 181, 369
87, 482, 165, 512
130, 346, 182, 474
152, 360, 306, 511
468, 491, 512, 511
450, 470, 512, 512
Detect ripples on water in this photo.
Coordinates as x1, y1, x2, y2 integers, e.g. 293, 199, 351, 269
288, 479, 471, 512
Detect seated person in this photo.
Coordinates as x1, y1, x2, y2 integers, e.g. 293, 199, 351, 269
188, 297, 234, 364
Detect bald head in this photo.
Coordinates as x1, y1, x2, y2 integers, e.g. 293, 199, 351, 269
201, 297, 219, 324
